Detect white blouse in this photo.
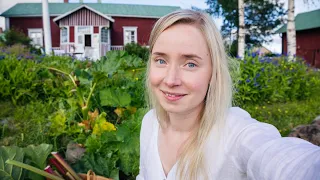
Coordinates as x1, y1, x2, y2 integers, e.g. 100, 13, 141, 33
136, 107, 320, 180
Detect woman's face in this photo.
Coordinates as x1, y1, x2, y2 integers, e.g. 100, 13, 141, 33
149, 23, 212, 115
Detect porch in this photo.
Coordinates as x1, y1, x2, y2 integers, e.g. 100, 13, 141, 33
52, 45, 124, 58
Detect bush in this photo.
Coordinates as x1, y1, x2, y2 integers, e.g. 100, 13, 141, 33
233, 54, 320, 105
0, 28, 31, 47
124, 43, 149, 62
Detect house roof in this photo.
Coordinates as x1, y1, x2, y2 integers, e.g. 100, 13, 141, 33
0, 3, 181, 18
276, 8, 320, 33
53, 5, 115, 22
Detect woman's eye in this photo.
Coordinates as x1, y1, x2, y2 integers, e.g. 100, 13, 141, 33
186, 62, 196, 68
156, 59, 166, 64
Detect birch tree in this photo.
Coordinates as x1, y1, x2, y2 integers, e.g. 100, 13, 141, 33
204, 0, 285, 57
238, 0, 245, 59
287, 0, 296, 61
42, 0, 52, 55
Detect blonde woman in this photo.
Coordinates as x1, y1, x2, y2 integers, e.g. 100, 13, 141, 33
137, 9, 320, 180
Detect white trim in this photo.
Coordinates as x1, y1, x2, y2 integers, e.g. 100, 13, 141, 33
2, 14, 62, 18
5, 18, 10, 30
60, 26, 69, 44
108, 14, 162, 19
28, 28, 43, 47
53, 5, 115, 23
123, 26, 138, 45
108, 28, 111, 49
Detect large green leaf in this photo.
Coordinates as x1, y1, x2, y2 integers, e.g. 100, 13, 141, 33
99, 88, 131, 107
24, 144, 53, 169
93, 51, 125, 76
0, 146, 25, 180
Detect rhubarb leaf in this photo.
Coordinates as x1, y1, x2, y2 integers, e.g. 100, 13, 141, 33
0, 146, 25, 180
24, 144, 53, 169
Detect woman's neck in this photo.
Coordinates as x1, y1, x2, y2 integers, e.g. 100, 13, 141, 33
165, 105, 203, 133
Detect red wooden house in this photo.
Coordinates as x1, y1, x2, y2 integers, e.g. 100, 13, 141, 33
0, 1, 180, 59
276, 9, 320, 68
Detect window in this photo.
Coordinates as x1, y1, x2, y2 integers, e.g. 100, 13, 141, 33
78, 35, 83, 44
123, 26, 137, 45
28, 29, 43, 46
101, 27, 108, 43
60, 27, 68, 43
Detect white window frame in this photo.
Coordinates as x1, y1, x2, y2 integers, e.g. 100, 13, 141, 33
28, 28, 43, 47
101, 27, 109, 43
60, 26, 69, 44
123, 26, 138, 45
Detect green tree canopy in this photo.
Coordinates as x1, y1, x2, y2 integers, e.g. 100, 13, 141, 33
204, 0, 286, 46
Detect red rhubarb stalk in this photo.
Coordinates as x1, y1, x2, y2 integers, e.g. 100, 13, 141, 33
51, 152, 82, 180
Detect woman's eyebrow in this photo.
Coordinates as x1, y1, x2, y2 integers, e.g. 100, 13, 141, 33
152, 52, 167, 57
152, 52, 202, 60
182, 54, 202, 60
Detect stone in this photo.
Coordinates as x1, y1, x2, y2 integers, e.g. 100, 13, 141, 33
66, 141, 86, 163
288, 116, 320, 146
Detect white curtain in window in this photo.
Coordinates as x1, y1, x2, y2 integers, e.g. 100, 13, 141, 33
61, 27, 68, 43
101, 28, 108, 43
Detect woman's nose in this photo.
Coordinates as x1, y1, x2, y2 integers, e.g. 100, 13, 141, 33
163, 66, 181, 87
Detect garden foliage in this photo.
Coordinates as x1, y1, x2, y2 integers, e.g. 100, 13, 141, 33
0, 29, 32, 47
124, 43, 149, 62
0, 144, 52, 180
0, 45, 319, 179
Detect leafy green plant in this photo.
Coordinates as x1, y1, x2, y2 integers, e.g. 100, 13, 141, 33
0, 29, 31, 47
6, 160, 63, 180
0, 144, 53, 180
124, 43, 149, 62
233, 55, 320, 105
0, 146, 25, 180
73, 108, 146, 180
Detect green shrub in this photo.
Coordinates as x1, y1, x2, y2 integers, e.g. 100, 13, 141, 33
124, 43, 149, 62
233, 55, 320, 105
0, 28, 31, 47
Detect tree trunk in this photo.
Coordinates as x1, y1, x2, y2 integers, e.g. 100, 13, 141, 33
42, 0, 52, 55
287, 0, 296, 61
238, 0, 245, 59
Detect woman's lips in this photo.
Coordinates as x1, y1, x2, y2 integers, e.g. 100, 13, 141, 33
161, 90, 186, 101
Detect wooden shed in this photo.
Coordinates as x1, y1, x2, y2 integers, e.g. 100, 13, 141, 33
276, 9, 320, 68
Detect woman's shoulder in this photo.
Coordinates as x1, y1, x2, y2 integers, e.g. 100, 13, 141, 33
141, 109, 157, 128
225, 107, 272, 131
223, 107, 282, 154
140, 109, 158, 138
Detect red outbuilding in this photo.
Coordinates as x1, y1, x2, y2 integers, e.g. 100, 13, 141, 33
276, 9, 320, 68
0, 1, 180, 59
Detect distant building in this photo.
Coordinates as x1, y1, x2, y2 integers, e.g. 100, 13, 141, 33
276, 9, 320, 68
0, 1, 180, 59
252, 46, 272, 56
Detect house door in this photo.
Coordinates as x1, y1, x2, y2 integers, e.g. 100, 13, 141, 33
75, 26, 91, 53
85, 35, 92, 47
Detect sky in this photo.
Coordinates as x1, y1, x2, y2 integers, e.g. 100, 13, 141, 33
1, 0, 320, 53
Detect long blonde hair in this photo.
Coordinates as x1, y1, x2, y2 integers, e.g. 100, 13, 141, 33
146, 9, 232, 179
